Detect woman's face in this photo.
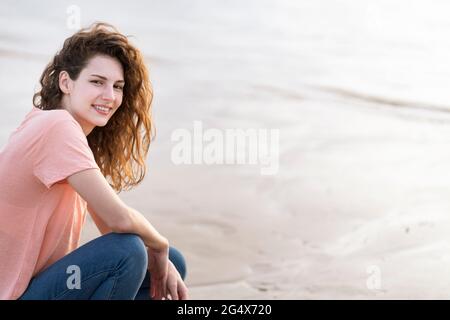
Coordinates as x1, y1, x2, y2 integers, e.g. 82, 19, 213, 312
59, 54, 125, 136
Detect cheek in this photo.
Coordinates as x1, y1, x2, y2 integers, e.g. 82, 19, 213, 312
74, 85, 98, 104
85, 86, 102, 100
116, 94, 124, 106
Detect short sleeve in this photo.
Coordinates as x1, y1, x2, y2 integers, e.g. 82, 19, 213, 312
33, 118, 100, 189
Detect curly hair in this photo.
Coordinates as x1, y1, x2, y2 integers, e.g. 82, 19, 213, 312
32, 22, 154, 193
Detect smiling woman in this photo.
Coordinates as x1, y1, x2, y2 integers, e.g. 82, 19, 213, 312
58, 55, 125, 135
32, 22, 152, 191
0, 22, 188, 300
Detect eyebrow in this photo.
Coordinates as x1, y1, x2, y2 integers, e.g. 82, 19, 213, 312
90, 74, 125, 83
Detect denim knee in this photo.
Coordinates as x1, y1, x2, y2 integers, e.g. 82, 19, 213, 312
106, 233, 148, 275
106, 234, 186, 281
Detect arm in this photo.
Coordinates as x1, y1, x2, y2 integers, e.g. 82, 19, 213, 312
87, 204, 112, 235
68, 168, 168, 251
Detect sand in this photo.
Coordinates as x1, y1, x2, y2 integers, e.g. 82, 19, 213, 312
78, 84, 450, 299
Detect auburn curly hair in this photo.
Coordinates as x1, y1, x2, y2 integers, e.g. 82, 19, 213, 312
33, 22, 154, 193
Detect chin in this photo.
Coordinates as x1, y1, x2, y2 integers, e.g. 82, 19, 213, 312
95, 121, 109, 127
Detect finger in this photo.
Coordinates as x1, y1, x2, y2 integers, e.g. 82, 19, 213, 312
159, 280, 168, 300
153, 273, 167, 300
178, 279, 189, 300
150, 276, 158, 299
150, 285, 155, 298
156, 283, 165, 300
168, 281, 178, 300
155, 284, 164, 300
160, 276, 168, 298
179, 288, 188, 300
151, 278, 163, 300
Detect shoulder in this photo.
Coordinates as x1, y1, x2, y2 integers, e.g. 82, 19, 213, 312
35, 107, 75, 124
33, 108, 83, 135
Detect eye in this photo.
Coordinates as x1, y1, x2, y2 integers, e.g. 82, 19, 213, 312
114, 85, 124, 91
90, 80, 103, 85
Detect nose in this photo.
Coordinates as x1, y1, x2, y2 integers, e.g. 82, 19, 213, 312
102, 85, 115, 102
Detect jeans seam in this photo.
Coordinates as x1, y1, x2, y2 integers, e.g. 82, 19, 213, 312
54, 267, 119, 300
106, 274, 119, 299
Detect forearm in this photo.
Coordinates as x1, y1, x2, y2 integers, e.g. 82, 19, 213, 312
120, 205, 169, 251
88, 205, 113, 235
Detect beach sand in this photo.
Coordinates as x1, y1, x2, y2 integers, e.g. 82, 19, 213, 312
3, 0, 450, 299
79, 85, 450, 299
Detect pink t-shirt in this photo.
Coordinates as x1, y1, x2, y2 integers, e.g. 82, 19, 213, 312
0, 106, 100, 299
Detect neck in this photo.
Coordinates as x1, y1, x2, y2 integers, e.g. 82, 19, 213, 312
60, 96, 94, 136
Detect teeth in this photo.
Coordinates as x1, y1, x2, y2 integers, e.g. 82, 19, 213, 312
93, 105, 110, 112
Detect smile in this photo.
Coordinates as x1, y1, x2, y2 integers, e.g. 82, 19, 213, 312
92, 104, 112, 115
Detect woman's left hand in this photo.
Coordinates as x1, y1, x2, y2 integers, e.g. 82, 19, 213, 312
164, 261, 189, 300
147, 246, 169, 300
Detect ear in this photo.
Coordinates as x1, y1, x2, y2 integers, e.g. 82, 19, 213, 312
59, 71, 73, 94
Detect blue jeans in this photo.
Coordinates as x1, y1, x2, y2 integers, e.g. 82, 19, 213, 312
18, 233, 187, 300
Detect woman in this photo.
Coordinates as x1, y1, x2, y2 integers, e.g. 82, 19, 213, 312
0, 22, 188, 300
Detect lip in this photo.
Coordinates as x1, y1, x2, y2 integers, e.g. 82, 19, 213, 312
92, 104, 112, 116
